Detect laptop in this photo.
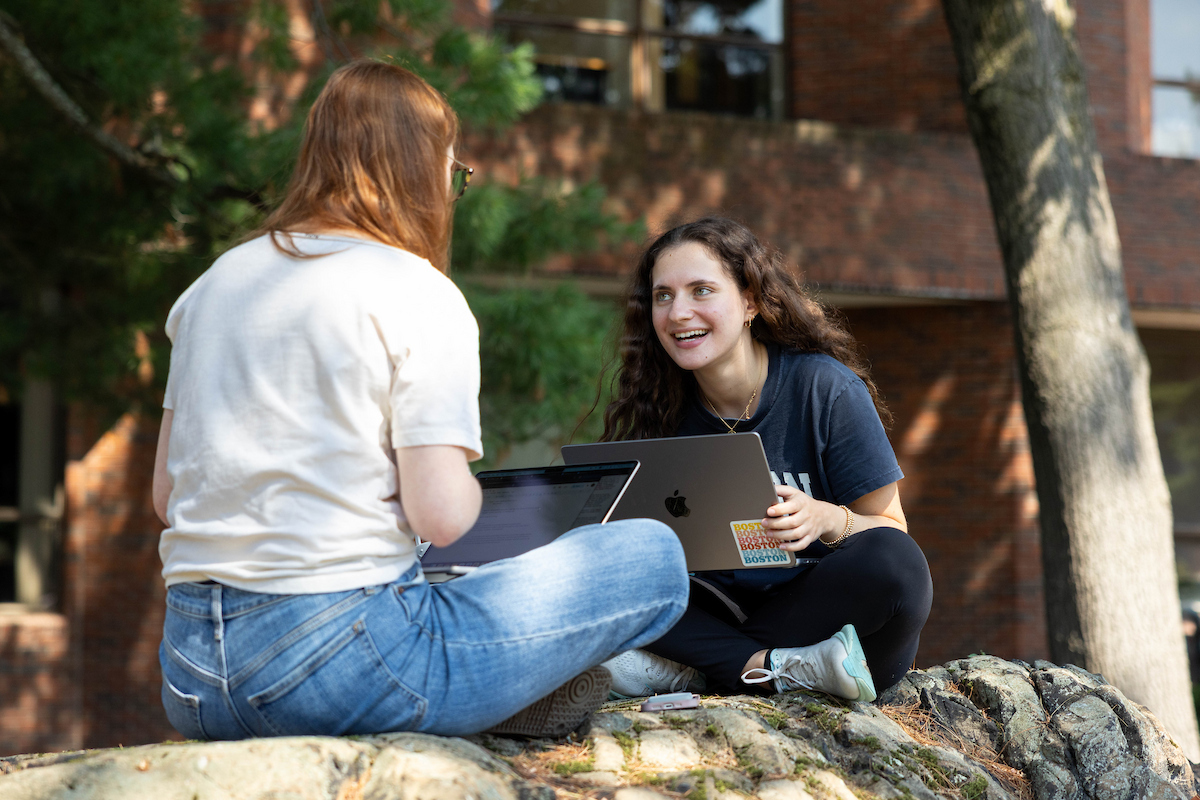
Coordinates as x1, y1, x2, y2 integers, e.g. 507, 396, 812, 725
561, 433, 798, 572
419, 461, 640, 581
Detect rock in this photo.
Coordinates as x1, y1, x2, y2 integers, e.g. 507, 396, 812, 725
703, 705, 813, 776
569, 770, 621, 786
758, 777, 818, 800
808, 768, 862, 800
957, 656, 1085, 800
2, 656, 1193, 800
0, 735, 550, 800
613, 789, 670, 799
588, 727, 627, 772
636, 728, 704, 769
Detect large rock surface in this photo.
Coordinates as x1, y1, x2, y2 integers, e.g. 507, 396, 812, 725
2, 656, 1195, 800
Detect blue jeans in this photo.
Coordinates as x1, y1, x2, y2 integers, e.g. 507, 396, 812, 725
159, 520, 687, 739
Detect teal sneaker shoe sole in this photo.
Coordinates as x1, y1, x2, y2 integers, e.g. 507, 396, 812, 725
833, 623, 877, 702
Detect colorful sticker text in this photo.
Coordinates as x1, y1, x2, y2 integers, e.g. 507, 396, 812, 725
729, 520, 792, 566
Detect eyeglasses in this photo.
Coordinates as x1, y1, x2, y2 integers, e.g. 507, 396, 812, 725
451, 157, 473, 201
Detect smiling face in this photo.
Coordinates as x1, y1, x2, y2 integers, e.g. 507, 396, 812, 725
650, 241, 757, 375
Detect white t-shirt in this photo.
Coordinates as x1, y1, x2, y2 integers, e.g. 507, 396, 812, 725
160, 233, 483, 593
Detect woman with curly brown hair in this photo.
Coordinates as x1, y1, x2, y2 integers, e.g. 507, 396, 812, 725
599, 217, 932, 701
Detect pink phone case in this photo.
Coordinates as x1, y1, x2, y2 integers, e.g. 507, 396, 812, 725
640, 692, 700, 712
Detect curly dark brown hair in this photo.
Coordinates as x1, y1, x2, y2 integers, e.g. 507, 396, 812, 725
600, 217, 890, 441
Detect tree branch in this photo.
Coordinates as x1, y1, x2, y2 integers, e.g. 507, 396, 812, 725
310, 0, 352, 64
0, 11, 178, 185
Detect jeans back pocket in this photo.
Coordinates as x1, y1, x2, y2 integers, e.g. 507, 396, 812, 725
162, 677, 208, 741
248, 619, 427, 736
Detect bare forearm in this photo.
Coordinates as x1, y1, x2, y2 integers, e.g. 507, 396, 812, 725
820, 505, 908, 542
396, 445, 482, 547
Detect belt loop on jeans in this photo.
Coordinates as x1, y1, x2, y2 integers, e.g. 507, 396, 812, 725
210, 584, 224, 643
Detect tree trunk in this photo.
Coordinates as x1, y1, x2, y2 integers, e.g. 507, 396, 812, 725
940, 0, 1199, 757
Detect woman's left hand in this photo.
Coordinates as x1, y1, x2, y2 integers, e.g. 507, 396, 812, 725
761, 484, 842, 551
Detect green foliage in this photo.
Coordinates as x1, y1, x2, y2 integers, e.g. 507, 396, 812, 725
612, 729, 637, 760
851, 735, 881, 751
803, 702, 847, 735
454, 179, 643, 274
1, 0, 640, 459
551, 758, 594, 775
465, 282, 618, 468
961, 774, 988, 800
763, 710, 788, 730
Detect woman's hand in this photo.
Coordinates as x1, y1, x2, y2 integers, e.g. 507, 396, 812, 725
761, 484, 843, 551
762, 482, 909, 551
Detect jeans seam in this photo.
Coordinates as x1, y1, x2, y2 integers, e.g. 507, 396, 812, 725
164, 633, 223, 686
227, 589, 372, 689
165, 604, 211, 620
221, 593, 293, 619
246, 619, 428, 736
250, 624, 360, 712
222, 682, 256, 738
161, 674, 210, 740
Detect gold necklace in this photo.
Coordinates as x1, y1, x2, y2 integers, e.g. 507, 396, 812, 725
701, 349, 765, 433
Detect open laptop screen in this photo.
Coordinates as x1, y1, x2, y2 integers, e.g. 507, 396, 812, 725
421, 461, 639, 572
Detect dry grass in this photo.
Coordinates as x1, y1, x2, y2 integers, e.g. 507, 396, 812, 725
881, 701, 1032, 800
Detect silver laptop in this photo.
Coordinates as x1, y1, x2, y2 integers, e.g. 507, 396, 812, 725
561, 433, 797, 572
420, 461, 639, 581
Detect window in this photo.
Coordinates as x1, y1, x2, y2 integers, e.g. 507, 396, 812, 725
493, 0, 784, 119
1141, 328, 1200, 583
0, 404, 17, 603
1151, 0, 1200, 157
0, 382, 64, 610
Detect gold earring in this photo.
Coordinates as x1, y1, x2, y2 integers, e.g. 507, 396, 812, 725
744, 315, 755, 328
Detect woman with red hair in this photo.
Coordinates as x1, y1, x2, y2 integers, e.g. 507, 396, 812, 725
153, 60, 688, 739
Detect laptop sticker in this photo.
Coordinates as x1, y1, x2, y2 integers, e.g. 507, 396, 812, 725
729, 520, 793, 567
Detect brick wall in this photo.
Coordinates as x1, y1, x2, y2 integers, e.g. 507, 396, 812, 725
1075, 0, 1141, 155
787, 0, 1147, 156
0, 613, 79, 756
788, 0, 966, 134
464, 105, 1005, 297
846, 303, 1048, 665
465, 102, 1200, 310
64, 411, 178, 750
1107, 153, 1200, 308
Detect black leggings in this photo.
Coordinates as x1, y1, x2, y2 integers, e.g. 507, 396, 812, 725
644, 527, 933, 693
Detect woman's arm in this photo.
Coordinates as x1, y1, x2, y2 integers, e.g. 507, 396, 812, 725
396, 444, 482, 548
761, 480, 907, 551
153, 409, 174, 526
844, 482, 907, 534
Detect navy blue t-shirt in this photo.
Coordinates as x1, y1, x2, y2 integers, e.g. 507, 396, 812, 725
676, 344, 903, 594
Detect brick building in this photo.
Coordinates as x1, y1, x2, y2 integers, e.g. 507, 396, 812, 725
1, 0, 1198, 756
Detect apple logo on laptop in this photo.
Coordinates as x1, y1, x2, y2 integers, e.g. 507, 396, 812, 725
665, 490, 691, 518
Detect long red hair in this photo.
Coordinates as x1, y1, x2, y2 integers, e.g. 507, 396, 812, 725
257, 60, 459, 272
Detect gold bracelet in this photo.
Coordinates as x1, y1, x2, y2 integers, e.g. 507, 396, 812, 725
825, 505, 854, 548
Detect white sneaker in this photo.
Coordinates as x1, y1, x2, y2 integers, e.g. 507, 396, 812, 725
601, 650, 707, 698
740, 624, 877, 702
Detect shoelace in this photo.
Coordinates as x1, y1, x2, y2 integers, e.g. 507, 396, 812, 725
664, 665, 701, 693
740, 653, 821, 691
645, 657, 701, 692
